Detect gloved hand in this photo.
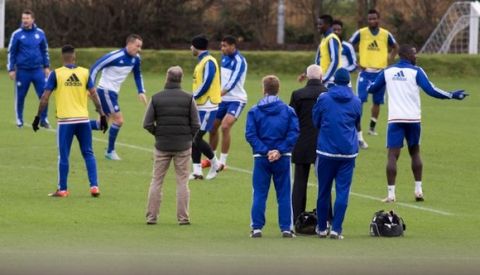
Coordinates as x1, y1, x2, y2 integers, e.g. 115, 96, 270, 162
451, 90, 469, 100
32, 116, 40, 132
100, 115, 108, 133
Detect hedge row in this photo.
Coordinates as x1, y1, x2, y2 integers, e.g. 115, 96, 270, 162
1, 49, 479, 77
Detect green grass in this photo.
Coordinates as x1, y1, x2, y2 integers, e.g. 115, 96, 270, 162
0, 71, 479, 274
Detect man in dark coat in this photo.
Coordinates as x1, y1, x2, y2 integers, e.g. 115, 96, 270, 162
289, 64, 327, 220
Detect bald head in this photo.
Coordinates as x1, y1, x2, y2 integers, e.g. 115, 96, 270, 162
166, 66, 183, 83
306, 64, 322, 80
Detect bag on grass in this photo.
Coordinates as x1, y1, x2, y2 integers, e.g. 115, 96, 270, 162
369, 210, 406, 237
295, 209, 318, 235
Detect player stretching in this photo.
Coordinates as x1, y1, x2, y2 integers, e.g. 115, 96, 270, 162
89, 34, 147, 160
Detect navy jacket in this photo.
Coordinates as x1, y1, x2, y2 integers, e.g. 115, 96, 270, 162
7, 24, 50, 71
312, 85, 362, 158
246, 96, 299, 156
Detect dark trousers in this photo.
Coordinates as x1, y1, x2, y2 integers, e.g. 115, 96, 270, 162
292, 163, 311, 220
292, 162, 333, 222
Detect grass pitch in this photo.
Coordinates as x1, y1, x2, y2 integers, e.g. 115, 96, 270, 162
0, 71, 479, 274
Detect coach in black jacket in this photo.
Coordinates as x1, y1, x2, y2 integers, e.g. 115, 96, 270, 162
289, 64, 327, 221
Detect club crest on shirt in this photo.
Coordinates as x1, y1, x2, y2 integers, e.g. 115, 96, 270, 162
35, 34, 40, 39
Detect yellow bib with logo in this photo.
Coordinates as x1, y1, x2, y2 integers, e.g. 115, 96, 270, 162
358, 27, 390, 69
53, 66, 90, 119
192, 55, 221, 105
318, 33, 342, 75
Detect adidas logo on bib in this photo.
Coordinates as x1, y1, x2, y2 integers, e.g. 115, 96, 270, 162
65, 73, 82, 86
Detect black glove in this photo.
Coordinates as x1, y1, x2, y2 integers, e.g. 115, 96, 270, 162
100, 115, 108, 133
451, 90, 469, 100
32, 116, 40, 132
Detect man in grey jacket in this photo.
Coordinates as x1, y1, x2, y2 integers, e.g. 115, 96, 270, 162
143, 66, 200, 225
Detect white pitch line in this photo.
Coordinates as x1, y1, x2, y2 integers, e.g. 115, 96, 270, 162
25, 123, 454, 216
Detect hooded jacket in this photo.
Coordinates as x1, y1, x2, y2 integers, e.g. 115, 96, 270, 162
7, 24, 50, 71
312, 85, 362, 158
245, 96, 299, 156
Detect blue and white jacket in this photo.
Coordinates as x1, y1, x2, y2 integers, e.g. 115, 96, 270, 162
341, 41, 357, 73
7, 24, 49, 71
368, 59, 454, 123
313, 85, 362, 158
90, 48, 145, 94
245, 96, 299, 156
221, 50, 248, 103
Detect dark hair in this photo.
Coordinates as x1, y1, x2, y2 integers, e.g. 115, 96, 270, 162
332, 19, 343, 27
262, 75, 280, 95
398, 44, 415, 59
319, 14, 333, 25
61, 44, 75, 54
368, 9, 380, 17
222, 35, 237, 45
22, 9, 34, 18
126, 34, 143, 44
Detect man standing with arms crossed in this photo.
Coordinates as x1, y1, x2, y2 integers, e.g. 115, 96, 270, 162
89, 34, 148, 160
203, 35, 248, 171
32, 45, 108, 197
368, 45, 468, 203
349, 9, 398, 140
190, 35, 222, 180
7, 9, 50, 128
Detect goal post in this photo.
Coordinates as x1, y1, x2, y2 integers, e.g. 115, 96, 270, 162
420, 1, 480, 54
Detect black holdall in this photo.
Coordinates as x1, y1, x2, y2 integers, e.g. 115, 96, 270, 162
370, 210, 406, 237
295, 209, 318, 235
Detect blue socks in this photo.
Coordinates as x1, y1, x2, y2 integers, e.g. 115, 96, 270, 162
90, 120, 100, 130
108, 123, 121, 153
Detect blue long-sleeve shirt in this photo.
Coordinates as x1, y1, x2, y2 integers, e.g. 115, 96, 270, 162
7, 24, 50, 71
313, 85, 362, 158
341, 41, 357, 73
314, 29, 340, 83
245, 96, 299, 156
221, 50, 248, 102
368, 59, 455, 122
89, 48, 145, 94
193, 51, 216, 100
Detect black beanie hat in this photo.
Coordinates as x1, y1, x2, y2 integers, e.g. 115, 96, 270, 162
334, 68, 350, 85
191, 35, 208, 50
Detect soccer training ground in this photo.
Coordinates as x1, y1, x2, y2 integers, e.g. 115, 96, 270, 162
0, 70, 479, 275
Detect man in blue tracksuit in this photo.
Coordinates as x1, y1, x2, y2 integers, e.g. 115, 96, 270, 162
312, 68, 362, 240
245, 75, 299, 238
7, 9, 50, 128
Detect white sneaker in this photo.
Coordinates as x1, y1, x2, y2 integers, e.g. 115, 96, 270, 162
381, 196, 396, 203
205, 164, 218, 180
368, 129, 378, 136
359, 140, 369, 149
329, 231, 344, 240
189, 173, 204, 180
317, 229, 328, 238
415, 192, 424, 202
105, 150, 121, 160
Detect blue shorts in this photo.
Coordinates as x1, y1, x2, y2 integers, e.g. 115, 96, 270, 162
387, 123, 421, 148
216, 101, 246, 120
356, 71, 385, 104
97, 88, 120, 115
199, 110, 218, 131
